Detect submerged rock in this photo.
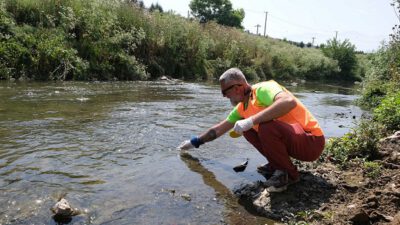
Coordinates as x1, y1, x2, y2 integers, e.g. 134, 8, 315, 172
51, 198, 80, 223
180, 193, 191, 201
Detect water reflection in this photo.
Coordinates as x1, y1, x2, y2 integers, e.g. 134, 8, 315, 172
180, 152, 273, 224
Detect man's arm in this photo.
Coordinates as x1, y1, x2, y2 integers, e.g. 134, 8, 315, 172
251, 91, 297, 125
179, 120, 234, 150
198, 120, 234, 143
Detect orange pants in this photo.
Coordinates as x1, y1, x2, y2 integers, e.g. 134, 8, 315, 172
243, 120, 325, 180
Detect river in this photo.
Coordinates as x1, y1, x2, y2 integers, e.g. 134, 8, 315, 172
0, 80, 366, 224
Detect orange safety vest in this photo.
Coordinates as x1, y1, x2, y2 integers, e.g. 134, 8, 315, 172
237, 81, 324, 136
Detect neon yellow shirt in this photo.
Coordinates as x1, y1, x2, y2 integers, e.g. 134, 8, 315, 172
226, 81, 283, 123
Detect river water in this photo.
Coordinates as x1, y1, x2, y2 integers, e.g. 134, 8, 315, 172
0, 81, 365, 225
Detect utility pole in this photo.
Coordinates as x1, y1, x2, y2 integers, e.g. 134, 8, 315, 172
263, 11, 268, 37
335, 31, 338, 39
312, 37, 315, 46
255, 24, 261, 35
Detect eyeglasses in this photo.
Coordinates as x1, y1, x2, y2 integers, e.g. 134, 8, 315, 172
221, 84, 241, 96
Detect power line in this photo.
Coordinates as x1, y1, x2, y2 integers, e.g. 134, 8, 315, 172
242, 8, 265, 14
267, 14, 332, 33
240, 7, 334, 34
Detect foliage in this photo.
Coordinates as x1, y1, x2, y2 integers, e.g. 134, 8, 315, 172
0, 3, 87, 80
69, 1, 147, 80
189, 0, 244, 29
295, 210, 317, 223
320, 43, 399, 169
373, 91, 400, 131
359, 1, 400, 108
357, 46, 393, 108
125, 0, 144, 8
324, 120, 386, 168
363, 161, 382, 179
321, 38, 359, 81
1, 0, 147, 81
0, 0, 345, 81
326, 22, 399, 168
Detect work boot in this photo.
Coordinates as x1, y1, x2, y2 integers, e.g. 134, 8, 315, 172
256, 163, 275, 179
264, 170, 298, 192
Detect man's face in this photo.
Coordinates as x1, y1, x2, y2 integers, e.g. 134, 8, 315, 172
220, 81, 242, 106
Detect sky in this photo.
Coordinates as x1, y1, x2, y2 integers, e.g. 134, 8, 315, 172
140, 0, 399, 52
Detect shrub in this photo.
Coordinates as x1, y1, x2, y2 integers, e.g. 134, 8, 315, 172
374, 91, 400, 131
270, 52, 297, 79
324, 120, 386, 167
1, 25, 88, 80
363, 161, 382, 179
357, 80, 389, 108
358, 46, 393, 108
294, 49, 339, 79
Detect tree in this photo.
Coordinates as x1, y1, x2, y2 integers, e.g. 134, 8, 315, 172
321, 38, 358, 81
149, 3, 163, 12
126, 0, 144, 8
189, 0, 244, 29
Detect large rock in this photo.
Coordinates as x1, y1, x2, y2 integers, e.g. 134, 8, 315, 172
51, 198, 79, 222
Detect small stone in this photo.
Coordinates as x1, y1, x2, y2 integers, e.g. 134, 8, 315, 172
347, 203, 357, 209
180, 193, 191, 201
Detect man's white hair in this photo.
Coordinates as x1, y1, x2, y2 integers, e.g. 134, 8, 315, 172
219, 68, 247, 84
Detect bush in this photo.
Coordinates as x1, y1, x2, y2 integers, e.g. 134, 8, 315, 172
324, 120, 386, 167
1, 0, 148, 81
357, 80, 389, 108
293, 49, 339, 79
0, 23, 88, 80
358, 46, 393, 108
363, 161, 382, 179
374, 91, 400, 131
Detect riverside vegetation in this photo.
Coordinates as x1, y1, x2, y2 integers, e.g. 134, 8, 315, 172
1, 0, 399, 224
1, 0, 362, 82
302, 1, 400, 224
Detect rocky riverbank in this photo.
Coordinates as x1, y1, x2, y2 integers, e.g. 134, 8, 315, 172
234, 132, 400, 224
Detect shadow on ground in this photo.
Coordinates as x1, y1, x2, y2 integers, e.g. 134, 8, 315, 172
234, 170, 336, 221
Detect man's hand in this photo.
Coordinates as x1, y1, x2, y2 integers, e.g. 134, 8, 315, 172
234, 118, 254, 135
178, 140, 195, 150
178, 136, 204, 150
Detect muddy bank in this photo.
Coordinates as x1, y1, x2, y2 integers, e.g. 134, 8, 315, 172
234, 132, 400, 224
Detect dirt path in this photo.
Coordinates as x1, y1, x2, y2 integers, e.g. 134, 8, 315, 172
234, 134, 400, 224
